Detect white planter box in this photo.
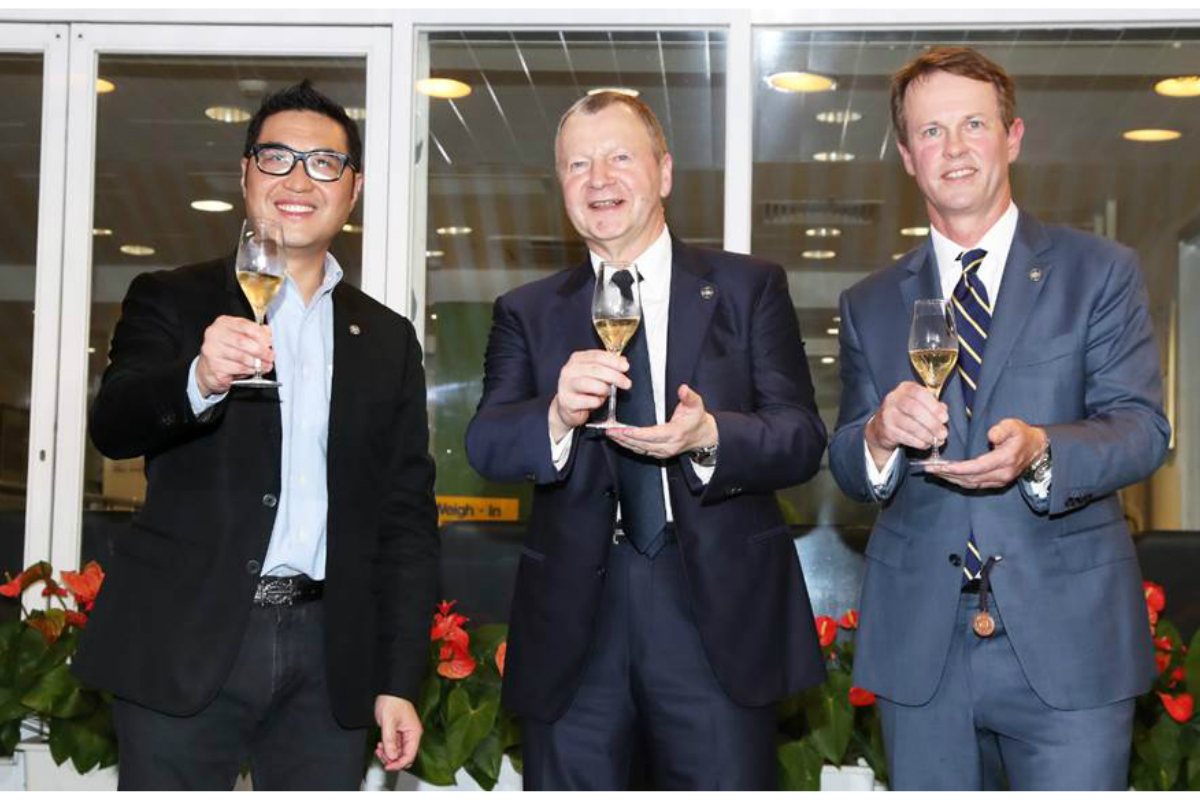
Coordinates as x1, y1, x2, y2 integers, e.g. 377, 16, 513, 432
17, 742, 119, 791
370, 754, 522, 792
820, 762, 887, 791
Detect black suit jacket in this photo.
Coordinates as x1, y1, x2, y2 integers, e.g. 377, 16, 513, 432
465, 237, 827, 722
73, 255, 439, 728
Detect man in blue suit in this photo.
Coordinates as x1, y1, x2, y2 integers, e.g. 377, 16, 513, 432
829, 46, 1170, 789
466, 92, 827, 789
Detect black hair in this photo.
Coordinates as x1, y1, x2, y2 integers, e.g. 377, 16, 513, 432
243, 79, 363, 171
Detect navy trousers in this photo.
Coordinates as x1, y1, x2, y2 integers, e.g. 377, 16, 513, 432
878, 589, 1135, 790
521, 538, 777, 790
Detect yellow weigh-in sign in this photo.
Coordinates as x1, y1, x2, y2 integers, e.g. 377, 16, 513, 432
436, 496, 520, 527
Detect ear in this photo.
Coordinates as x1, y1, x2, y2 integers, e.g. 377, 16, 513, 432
658, 152, 673, 199
897, 141, 917, 178
351, 171, 364, 209
240, 157, 250, 197
1005, 117, 1025, 164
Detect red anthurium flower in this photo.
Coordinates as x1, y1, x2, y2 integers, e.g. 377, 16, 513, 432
41, 583, 68, 599
0, 576, 21, 598
0, 562, 52, 598
1169, 667, 1185, 689
495, 641, 507, 677
60, 561, 104, 612
815, 616, 837, 648
437, 647, 477, 680
1155, 635, 1173, 653
1157, 652, 1171, 675
839, 610, 859, 630
1158, 692, 1194, 723
64, 610, 88, 629
1148, 607, 1159, 631
431, 600, 470, 642
849, 687, 876, 707
27, 612, 65, 645
1144, 581, 1166, 614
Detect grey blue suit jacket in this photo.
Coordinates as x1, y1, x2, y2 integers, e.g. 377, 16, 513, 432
829, 212, 1170, 710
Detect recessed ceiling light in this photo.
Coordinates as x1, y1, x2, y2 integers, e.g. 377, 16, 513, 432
431, 313, 438, 321
426, 250, 445, 258
806, 227, 841, 238
416, 78, 472, 100
816, 109, 862, 124
204, 105, 251, 124
766, 71, 836, 93
92, 228, 113, 237
96, 78, 116, 94
892, 252, 906, 260
587, 87, 640, 98
120, 244, 155, 257
88, 347, 96, 354
802, 250, 836, 260
1122, 128, 1182, 142
813, 151, 855, 162
1155, 76, 1200, 97
345, 107, 367, 121
342, 223, 363, 233
832, 315, 841, 323
436, 226, 472, 236
900, 226, 929, 237
190, 199, 233, 213
820, 356, 837, 365
826, 327, 839, 335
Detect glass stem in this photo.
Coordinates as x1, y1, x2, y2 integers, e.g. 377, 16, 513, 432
606, 384, 617, 423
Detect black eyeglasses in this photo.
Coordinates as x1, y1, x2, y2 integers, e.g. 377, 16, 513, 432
248, 143, 357, 182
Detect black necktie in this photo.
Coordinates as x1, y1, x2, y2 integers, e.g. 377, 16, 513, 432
954, 248, 991, 582
611, 270, 667, 558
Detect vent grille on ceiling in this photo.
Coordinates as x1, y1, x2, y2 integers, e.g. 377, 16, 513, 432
760, 199, 881, 227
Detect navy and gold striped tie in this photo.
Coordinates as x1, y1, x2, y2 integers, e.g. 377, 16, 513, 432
953, 248, 990, 581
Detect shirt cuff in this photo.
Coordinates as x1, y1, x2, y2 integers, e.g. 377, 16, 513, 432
864, 439, 901, 492
550, 428, 574, 472
187, 357, 227, 417
1022, 466, 1051, 499
689, 458, 715, 485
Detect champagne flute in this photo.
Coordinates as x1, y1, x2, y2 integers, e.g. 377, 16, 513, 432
586, 262, 642, 429
908, 298, 958, 466
231, 219, 285, 389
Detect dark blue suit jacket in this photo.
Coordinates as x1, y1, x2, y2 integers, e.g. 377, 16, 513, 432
466, 237, 828, 722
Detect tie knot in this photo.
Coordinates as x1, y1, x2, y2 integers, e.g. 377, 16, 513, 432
610, 268, 637, 301
959, 248, 987, 275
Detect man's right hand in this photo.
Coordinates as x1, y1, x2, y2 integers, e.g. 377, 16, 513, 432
548, 350, 630, 441
864, 380, 949, 470
195, 316, 274, 397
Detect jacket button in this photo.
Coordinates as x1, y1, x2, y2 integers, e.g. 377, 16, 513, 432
948, 554, 962, 567
161, 412, 176, 426
596, 567, 606, 578
525, 473, 536, 482
262, 493, 278, 508
604, 489, 616, 499
246, 560, 261, 575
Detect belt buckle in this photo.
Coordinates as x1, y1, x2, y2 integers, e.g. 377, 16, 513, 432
257, 579, 295, 607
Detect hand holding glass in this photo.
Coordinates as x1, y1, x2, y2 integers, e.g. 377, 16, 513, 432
232, 219, 285, 389
908, 298, 958, 467
586, 262, 642, 429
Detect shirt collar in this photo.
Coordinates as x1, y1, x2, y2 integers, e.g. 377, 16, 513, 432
281, 251, 344, 306
929, 201, 1019, 277
588, 225, 672, 302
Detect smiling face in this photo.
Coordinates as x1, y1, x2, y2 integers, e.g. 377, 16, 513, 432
241, 110, 363, 265
897, 70, 1024, 241
556, 103, 672, 262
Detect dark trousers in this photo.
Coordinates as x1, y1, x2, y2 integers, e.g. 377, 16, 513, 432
878, 590, 1135, 790
521, 539, 777, 790
113, 601, 367, 790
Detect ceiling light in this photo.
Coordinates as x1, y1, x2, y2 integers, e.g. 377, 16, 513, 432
766, 71, 836, 93
345, 107, 367, 121
816, 109, 862, 124
1155, 76, 1200, 97
416, 78, 472, 100
820, 356, 836, 365
204, 105, 251, 124
802, 250, 836, 260
806, 227, 841, 238
892, 253, 906, 260
88, 347, 96, 354
1122, 128, 1182, 142
900, 226, 929, 237
96, 78, 115, 94
92, 228, 113, 237
436, 226, 472, 236
426, 250, 445, 258
813, 151, 855, 162
120, 244, 155, 257
190, 199, 233, 213
826, 327, 839, 335
587, 87, 640, 98
342, 223, 363, 233
832, 315, 841, 323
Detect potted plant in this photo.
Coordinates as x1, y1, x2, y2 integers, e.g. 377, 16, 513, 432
777, 610, 888, 790
0, 560, 116, 784
1130, 580, 1200, 790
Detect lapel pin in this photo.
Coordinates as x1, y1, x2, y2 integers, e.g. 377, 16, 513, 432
349, 324, 361, 336
1027, 267, 1043, 283
700, 285, 716, 301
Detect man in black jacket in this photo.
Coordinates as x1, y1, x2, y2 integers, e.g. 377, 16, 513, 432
74, 81, 438, 790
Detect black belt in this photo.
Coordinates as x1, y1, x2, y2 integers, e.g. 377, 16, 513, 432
253, 575, 324, 607
613, 522, 678, 545
961, 579, 984, 594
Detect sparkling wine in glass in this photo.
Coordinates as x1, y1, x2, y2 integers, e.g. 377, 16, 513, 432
908, 298, 958, 466
586, 262, 642, 429
231, 218, 285, 389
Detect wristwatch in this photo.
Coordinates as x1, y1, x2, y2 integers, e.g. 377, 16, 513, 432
1022, 434, 1052, 483
690, 443, 719, 468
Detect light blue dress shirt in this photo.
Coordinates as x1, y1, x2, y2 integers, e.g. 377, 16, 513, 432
187, 254, 342, 579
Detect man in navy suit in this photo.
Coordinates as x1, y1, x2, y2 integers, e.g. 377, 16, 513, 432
466, 92, 827, 789
829, 47, 1170, 789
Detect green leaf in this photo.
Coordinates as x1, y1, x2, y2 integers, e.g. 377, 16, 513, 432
1185, 628, 1200, 694
1158, 619, 1183, 653
410, 728, 457, 786
0, 719, 19, 756
417, 675, 442, 725
47, 701, 116, 775
1147, 717, 1183, 790
444, 688, 498, 772
0, 687, 29, 725
21, 663, 97, 719
778, 739, 822, 791
1189, 752, 1200, 791
808, 671, 853, 766
464, 730, 503, 791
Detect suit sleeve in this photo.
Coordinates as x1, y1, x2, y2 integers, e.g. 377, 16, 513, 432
466, 295, 575, 485
1042, 249, 1170, 515
90, 271, 225, 460
376, 319, 441, 702
697, 264, 827, 499
828, 290, 908, 503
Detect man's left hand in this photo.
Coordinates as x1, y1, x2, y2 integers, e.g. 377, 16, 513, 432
606, 384, 717, 460
923, 418, 1047, 490
374, 695, 422, 772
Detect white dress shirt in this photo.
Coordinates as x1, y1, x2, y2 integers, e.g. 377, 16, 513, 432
550, 226, 712, 522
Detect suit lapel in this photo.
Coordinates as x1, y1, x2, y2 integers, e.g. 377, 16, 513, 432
327, 283, 364, 481
969, 212, 1054, 439
664, 238, 717, 419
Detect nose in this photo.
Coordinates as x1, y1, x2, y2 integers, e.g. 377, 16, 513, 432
283, 162, 315, 192
943, 128, 967, 159
587, 160, 612, 188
